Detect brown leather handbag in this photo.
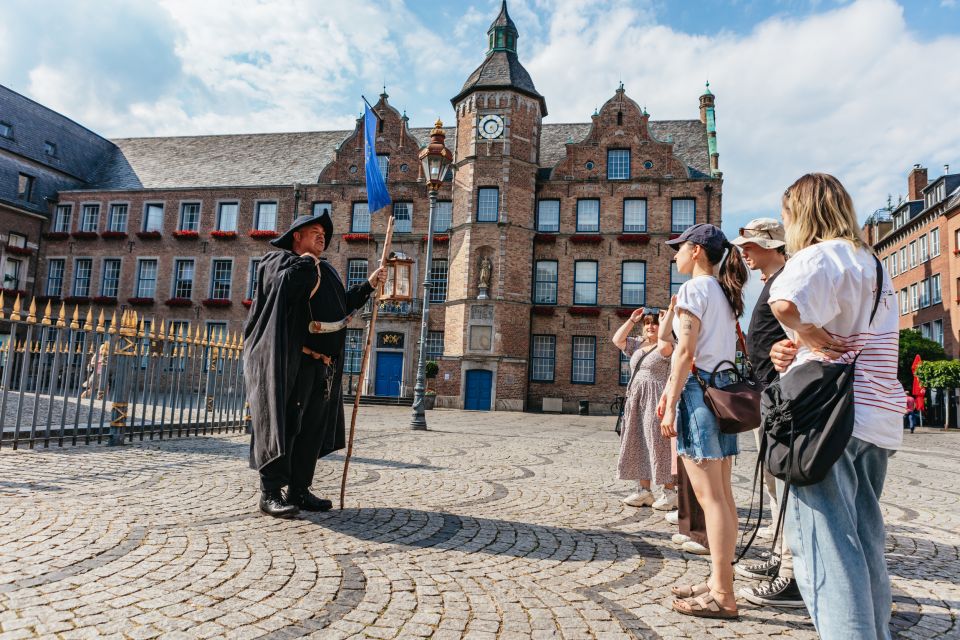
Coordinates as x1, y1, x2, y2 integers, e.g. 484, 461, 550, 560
691, 325, 761, 434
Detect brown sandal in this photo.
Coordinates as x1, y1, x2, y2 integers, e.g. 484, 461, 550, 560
672, 592, 739, 619
671, 582, 709, 598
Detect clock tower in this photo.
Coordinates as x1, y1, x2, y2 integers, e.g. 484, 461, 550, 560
441, 0, 546, 411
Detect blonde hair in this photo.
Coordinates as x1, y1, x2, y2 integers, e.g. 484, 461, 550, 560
782, 173, 868, 255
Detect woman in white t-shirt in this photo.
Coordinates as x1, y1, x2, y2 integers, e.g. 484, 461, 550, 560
767, 173, 902, 639
657, 223, 748, 619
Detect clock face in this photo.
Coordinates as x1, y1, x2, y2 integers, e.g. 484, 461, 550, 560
478, 114, 504, 140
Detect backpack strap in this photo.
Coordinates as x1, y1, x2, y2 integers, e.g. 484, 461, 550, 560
868, 255, 883, 327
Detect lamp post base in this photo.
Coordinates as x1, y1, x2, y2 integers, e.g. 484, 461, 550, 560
410, 414, 428, 430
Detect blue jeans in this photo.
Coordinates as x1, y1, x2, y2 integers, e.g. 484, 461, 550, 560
785, 437, 893, 640
676, 371, 740, 461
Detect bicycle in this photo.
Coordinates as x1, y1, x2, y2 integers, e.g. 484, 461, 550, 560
610, 395, 625, 417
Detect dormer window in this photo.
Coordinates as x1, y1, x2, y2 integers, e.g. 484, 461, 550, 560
44, 141, 57, 157
0, 122, 11, 139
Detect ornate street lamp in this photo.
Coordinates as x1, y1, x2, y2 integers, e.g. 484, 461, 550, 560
411, 120, 454, 430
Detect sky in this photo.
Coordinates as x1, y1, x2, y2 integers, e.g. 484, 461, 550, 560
2, 0, 959, 310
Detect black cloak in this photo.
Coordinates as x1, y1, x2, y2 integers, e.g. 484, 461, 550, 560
243, 249, 372, 471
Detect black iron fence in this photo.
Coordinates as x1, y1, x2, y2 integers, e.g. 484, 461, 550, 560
0, 293, 248, 450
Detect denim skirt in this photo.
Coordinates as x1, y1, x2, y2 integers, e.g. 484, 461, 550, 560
676, 371, 740, 461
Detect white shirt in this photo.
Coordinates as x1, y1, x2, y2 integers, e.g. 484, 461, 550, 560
768, 239, 903, 450
673, 275, 738, 375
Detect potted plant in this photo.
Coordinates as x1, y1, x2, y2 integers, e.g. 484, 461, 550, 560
424, 361, 439, 410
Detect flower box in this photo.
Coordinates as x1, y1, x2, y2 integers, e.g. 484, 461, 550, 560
953, 249, 960, 256
534, 233, 557, 244
63, 295, 90, 305
2, 288, 29, 299
669, 233, 683, 241
136, 231, 162, 240
127, 297, 155, 306
426, 234, 449, 244
569, 234, 603, 245
92, 296, 118, 305
35, 295, 60, 304
5, 245, 34, 256
568, 306, 601, 317
532, 305, 556, 317
100, 231, 128, 240
202, 298, 232, 308
617, 234, 651, 245
173, 230, 200, 240
71, 231, 98, 240
616, 308, 637, 318
210, 230, 237, 240
164, 298, 193, 308
343, 233, 371, 242
249, 230, 279, 239
242, 298, 253, 308
43, 232, 70, 241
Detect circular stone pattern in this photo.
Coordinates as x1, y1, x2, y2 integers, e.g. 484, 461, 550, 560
0, 407, 955, 639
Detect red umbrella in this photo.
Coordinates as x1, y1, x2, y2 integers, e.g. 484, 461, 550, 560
911, 355, 926, 411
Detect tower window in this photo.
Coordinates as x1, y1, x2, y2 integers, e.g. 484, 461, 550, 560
477, 188, 499, 222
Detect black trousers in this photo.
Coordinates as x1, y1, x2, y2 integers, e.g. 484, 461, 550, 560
259, 355, 336, 492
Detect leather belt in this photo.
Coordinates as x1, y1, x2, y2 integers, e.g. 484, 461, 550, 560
301, 346, 334, 365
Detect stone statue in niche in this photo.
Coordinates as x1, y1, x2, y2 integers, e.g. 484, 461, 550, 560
477, 256, 492, 299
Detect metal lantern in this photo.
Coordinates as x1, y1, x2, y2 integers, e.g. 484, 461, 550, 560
383, 252, 414, 302
419, 119, 455, 191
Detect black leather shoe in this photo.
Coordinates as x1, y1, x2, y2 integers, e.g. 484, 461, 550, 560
286, 488, 333, 512
259, 490, 300, 518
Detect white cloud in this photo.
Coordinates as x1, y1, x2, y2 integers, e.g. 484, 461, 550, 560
527, 0, 960, 230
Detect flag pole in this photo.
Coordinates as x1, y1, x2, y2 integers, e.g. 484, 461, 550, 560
340, 214, 394, 509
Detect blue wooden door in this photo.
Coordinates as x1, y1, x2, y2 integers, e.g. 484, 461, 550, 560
464, 370, 492, 411
375, 352, 403, 396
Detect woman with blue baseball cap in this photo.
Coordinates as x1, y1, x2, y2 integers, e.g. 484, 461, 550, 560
657, 223, 749, 619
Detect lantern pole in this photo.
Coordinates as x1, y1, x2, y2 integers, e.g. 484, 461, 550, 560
340, 214, 394, 509
410, 189, 436, 430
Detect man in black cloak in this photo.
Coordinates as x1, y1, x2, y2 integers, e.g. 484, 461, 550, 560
243, 212, 384, 518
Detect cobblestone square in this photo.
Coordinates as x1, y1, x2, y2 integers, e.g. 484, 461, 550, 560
0, 407, 957, 639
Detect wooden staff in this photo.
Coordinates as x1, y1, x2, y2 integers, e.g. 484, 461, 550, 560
340, 215, 394, 509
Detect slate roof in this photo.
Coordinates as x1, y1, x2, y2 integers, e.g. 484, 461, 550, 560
452, 51, 546, 115
0, 84, 117, 214
79, 120, 711, 191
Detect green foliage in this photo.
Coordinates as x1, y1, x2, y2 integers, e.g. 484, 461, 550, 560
915, 360, 960, 389
898, 330, 947, 389
425, 361, 439, 379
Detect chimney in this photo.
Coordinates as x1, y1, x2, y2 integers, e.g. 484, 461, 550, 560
908, 164, 928, 201
946, 164, 951, 175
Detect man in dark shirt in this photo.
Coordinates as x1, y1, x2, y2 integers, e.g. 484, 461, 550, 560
244, 213, 385, 518
730, 219, 804, 608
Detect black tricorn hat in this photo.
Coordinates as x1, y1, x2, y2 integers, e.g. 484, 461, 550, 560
270, 212, 333, 251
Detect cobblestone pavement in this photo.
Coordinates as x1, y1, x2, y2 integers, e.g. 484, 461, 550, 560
0, 407, 957, 639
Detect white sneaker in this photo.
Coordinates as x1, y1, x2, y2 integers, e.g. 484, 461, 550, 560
621, 490, 655, 507
665, 510, 679, 525
652, 489, 678, 511
671, 533, 690, 545
682, 540, 710, 555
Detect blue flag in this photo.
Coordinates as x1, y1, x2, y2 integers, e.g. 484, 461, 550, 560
364, 102, 392, 214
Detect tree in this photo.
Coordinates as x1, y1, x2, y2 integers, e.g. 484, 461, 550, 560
915, 360, 960, 389
898, 329, 946, 389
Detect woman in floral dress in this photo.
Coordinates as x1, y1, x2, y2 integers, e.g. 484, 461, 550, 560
612, 308, 676, 509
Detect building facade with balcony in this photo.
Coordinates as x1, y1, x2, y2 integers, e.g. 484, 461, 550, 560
10, 2, 722, 412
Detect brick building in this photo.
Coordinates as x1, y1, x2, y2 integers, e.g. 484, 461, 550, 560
872, 164, 960, 357
0, 86, 117, 328
13, 1, 722, 412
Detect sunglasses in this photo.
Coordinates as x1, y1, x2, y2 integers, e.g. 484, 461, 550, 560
738, 227, 775, 239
